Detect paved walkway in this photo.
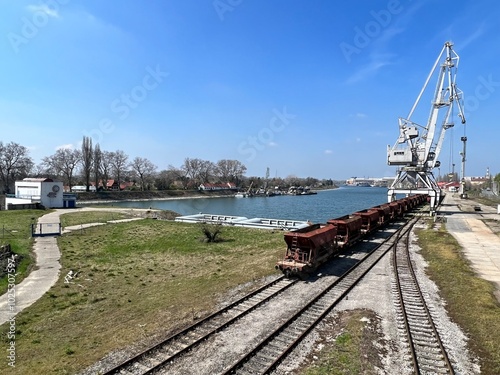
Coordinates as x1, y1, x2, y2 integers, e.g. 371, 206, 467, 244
0, 211, 62, 325
439, 194, 500, 302
0, 208, 148, 326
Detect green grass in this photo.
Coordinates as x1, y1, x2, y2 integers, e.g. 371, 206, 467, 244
0, 210, 49, 295
416, 221, 500, 375
59, 211, 133, 228
301, 310, 380, 375
0, 218, 285, 374
465, 191, 500, 206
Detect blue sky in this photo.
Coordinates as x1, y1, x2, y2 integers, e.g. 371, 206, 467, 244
0, 0, 499, 180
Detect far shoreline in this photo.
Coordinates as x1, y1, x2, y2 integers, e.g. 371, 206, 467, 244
77, 193, 234, 205
75, 187, 339, 206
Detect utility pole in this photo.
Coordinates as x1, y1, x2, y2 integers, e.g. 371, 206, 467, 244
459, 136, 467, 197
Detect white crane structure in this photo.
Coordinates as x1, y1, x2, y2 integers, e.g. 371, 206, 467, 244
387, 41, 466, 213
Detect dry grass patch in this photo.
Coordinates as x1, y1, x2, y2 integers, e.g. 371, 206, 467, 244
300, 310, 381, 375
0, 218, 284, 374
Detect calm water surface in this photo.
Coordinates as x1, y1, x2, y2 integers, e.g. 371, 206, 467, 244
91, 187, 392, 223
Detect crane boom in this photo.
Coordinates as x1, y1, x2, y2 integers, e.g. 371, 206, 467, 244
387, 41, 466, 213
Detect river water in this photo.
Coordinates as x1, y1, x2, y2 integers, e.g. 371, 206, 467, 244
93, 187, 392, 223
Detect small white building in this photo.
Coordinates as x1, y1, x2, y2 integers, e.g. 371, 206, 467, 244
6, 178, 64, 209
71, 185, 97, 192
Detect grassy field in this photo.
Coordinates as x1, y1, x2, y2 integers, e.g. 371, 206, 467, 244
0, 216, 285, 374
0, 210, 50, 295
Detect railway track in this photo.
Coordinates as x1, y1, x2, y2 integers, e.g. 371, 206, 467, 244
103, 276, 297, 375
104, 215, 427, 375
221, 219, 415, 375
392, 217, 455, 375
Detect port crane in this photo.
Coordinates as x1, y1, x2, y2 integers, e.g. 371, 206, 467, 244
387, 41, 466, 213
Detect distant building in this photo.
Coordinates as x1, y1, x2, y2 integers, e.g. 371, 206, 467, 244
5, 178, 66, 209
438, 181, 460, 192
105, 179, 120, 191
71, 185, 97, 192
345, 177, 389, 187
465, 176, 490, 186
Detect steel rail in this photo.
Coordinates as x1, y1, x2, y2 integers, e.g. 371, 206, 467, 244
102, 275, 297, 375
222, 219, 416, 375
393, 216, 455, 375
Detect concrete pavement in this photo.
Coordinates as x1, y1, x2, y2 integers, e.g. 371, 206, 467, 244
0, 210, 62, 326
439, 194, 500, 302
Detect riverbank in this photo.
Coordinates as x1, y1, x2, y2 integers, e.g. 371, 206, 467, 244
75, 187, 340, 205
75, 189, 236, 204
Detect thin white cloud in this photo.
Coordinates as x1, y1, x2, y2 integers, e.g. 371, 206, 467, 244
460, 23, 485, 50
346, 58, 393, 84
345, 1, 425, 85
56, 144, 74, 150
27, 4, 60, 18
268, 141, 277, 147
324, 149, 333, 154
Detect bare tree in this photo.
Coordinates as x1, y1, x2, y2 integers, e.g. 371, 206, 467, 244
214, 159, 247, 184
42, 148, 81, 190
81, 136, 93, 191
167, 165, 188, 189
155, 169, 179, 190
130, 157, 157, 191
181, 158, 202, 184
0, 141, 34, 194
100, 150, 113, 189
31, 164, 46, 178
93, 143, 102, 190
198, 160, 215, 184
109, 150, 129, 188
181, 158, 215, 187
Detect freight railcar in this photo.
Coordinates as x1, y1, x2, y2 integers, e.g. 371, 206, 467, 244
327, 215, 362, 246
372, 204, 392, 226
275, 223, 338, 277
353, 209, 380, 234
275, 195, 428, 278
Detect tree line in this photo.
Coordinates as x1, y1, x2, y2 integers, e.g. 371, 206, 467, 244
0, 137, 338, 194
0, 137, 248, 193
